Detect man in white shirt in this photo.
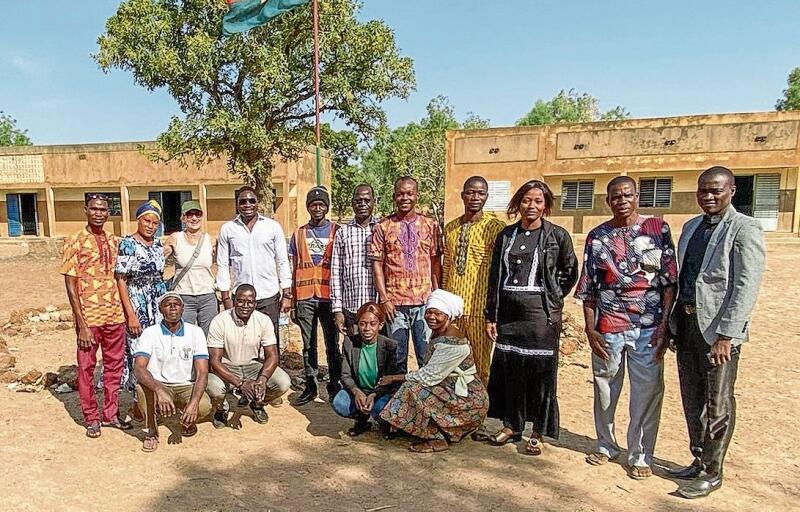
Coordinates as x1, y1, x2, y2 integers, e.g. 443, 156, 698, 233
216, 186, 293, 347
206, 284, 291, 426
133, 292, 211, 453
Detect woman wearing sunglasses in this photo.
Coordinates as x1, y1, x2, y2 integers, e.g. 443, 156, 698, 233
163, 200, 217, 335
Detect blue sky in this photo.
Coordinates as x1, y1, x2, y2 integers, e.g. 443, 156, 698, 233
2, 0, 799, 145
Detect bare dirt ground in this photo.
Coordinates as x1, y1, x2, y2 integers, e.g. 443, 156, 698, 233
1, 245, 798, 512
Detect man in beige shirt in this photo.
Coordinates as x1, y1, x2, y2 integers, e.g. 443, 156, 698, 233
206, 284, 291, 426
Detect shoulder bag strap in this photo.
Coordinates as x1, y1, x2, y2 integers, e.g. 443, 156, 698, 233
169, 233, 206, 291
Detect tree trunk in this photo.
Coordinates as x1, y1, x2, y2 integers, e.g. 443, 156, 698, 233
248, 160, 275, 216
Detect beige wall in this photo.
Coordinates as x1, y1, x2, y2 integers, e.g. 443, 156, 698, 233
446, 111, 800, 233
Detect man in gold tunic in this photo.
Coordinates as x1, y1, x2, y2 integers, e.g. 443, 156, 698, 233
442, 176, 506, 384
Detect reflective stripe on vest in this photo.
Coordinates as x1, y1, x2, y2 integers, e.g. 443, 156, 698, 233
294, 224, 337, 301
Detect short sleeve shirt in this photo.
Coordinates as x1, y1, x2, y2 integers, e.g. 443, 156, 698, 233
134, 321, 209, 385
207, 310, 276, 366
368, 213, 442, 306
59, 227, 125, 327
574, 215, 677, 334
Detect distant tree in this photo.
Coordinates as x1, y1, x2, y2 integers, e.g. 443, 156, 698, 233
776, 67, 800, 111
516, 89, 629, 126
360, 96, 489, 224
95, 0, 414, 213
0, 112, 32, 146
322, 125, 361, 220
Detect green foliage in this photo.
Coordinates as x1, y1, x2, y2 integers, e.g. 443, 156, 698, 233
358, 96, 489, 224
776, 67, 800, 111
95, 0, 414, 210
321, 124, 361, 219
516, 89, 629, 126
0, 112, 32, 146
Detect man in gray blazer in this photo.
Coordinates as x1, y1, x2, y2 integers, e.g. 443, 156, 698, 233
668, 166, 765, 499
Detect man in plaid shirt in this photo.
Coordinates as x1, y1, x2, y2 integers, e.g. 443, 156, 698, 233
331, 184, 379, 337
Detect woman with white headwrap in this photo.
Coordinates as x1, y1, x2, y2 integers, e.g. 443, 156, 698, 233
378, 289, 489, 453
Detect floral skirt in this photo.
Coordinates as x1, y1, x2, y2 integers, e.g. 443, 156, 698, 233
380, 377, 488, 441
122, 281, 165, 393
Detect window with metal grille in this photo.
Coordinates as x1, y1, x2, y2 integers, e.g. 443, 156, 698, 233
485, 180, 511, 212
561, 180, 594, 210
85, 192, 123, 216
639, 178, 672, 208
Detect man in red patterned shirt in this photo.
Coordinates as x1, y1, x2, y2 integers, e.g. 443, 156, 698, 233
61, 194, 130, 438
575, 176, 677, 481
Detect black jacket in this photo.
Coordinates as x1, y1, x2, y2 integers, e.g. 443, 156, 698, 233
340, 334, 402, 398
486, 219, 579, 324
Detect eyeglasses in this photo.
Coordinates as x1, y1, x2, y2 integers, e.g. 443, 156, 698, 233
184, 210, 203, 218
238, 197, 257, 205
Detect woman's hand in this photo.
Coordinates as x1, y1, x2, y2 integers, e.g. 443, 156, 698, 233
378, 374, 403, 387
486, 321, 498, 342
361, 393, 376, 414
353, 389, 368, 411
127, 317, 142, 338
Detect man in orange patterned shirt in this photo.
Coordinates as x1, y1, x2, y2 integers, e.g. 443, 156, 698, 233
61, 194, 130, 438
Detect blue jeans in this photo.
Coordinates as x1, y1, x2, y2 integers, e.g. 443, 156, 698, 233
388, 305, 430, 373
332, 389, 391, 421
592, 327, 664, 467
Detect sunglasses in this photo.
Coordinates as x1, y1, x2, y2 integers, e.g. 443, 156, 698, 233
238, 197, 257, 205
184, 210, 203, 218
86, 193, 109, 202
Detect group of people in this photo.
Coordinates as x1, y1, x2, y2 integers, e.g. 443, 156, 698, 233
61, 165, 763, 499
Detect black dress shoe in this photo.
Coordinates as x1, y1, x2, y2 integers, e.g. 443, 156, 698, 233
677, 474, 722, 499
249, 403, 269, 424
669, 459, 704, 480
294, 380, 318, 406
326, 382, 341, 403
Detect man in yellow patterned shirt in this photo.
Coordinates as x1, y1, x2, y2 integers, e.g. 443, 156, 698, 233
61, 194, 130, 438
442, 176, 505, 384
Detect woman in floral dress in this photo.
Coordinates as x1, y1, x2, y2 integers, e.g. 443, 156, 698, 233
115, 200, 167, 418
379, 289, 488, 453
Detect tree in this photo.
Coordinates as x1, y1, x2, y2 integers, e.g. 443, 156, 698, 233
0, 112, 32, 146
360, 96, 489, 224
776, 67, 800, 111
516, 89, 629, 126
321, 124, 361, 219
95, 0, 414, 212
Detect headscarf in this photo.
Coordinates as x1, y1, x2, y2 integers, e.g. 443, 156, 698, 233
425, 289, 464, 320
136, 199, 162, 220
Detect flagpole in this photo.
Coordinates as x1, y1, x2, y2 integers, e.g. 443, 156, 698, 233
312, 0, 322, 186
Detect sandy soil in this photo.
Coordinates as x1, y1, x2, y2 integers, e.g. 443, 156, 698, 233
0, 245, 798, 512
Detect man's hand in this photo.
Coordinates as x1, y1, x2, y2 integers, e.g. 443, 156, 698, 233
586, 328, 610, 361
334, 312, 346, 335
649, 323, 670, 362
181, 400, 199, 427
222, 297, 233, 310
254, 376, 268, 402
486, 322, 498, 342
240, 379, 258, 402
381, 300, 396, 322
155, 388, 176, 417
281, 296, 292, 315
76, 326, 95, 350
127, 317, 142, 338
361, 393, 376, 415
353, 389, 368, 412
709, 336, 732, 366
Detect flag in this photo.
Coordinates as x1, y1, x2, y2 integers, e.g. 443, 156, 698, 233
223, 0, 310, 36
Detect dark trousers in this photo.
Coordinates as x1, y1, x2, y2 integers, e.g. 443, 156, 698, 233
675, 306, 740, 476
256, 292, 282, 350
295, 299, 341, 385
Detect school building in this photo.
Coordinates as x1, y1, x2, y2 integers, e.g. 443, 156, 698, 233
0, 142, 330, 238
445, 111, 800, 234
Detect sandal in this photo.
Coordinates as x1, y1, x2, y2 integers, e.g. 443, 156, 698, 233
586, 452, 616, 466
347, 421, 372, 437
141, 436, 159, 452
85, 422, 102, 439
102, 418, 133, 431
181, 424, 198, 437
525, 436, 544, 456
629, 465, 653, 480
489, 429, 522, 446
470, 425, 491, 442
409, 439, 449, 453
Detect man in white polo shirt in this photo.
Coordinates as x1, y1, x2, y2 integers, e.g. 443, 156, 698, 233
206, 283, 291, 426
133, 292, 211, 453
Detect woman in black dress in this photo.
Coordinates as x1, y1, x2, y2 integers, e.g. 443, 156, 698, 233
484, 180, 578, 455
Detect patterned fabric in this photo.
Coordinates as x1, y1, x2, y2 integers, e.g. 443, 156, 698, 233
442, 215, 505, 317
456, 315, 493, 384
115, 236, 167, 391
60, 227, 125, 327
369, 213, 442, 306
380, 335, 489, 441
574, 215, 677, 334
330, 217, 378, 314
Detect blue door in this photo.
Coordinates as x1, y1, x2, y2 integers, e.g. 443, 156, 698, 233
6, 194, 22, 237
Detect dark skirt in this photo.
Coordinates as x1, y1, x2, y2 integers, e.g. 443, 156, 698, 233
487, 292, 561, 439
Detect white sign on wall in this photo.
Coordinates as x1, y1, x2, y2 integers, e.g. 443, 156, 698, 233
485, 180, 511, 212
